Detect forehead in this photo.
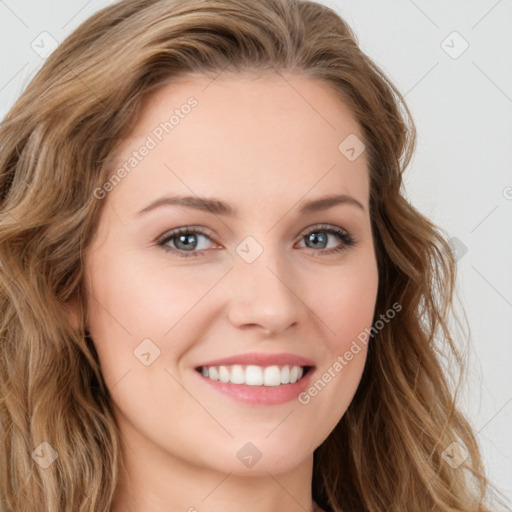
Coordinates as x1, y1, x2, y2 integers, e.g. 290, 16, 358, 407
104, 71, 369, 218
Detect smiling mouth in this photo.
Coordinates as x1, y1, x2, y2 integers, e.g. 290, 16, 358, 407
195, 364, 313, 387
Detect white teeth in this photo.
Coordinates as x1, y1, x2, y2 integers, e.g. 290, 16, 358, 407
263, 366, 281, 386
245, 365, 263, 385
218, 366, 230, 383
280, 365, 290, 384
230, 364, 245, 384
290, 365, 300, 384
199, 364, 306, 386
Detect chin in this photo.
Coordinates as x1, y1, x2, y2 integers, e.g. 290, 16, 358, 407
205, 437, 314, 476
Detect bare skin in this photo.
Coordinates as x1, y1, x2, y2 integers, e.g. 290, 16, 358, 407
69, 71, 378, 512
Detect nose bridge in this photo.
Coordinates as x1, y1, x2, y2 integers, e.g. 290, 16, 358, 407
226, 233, 302, 332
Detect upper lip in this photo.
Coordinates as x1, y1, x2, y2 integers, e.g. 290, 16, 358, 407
195, 352, 315, 369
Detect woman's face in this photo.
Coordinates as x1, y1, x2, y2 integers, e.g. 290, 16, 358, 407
74, 72, 379, 475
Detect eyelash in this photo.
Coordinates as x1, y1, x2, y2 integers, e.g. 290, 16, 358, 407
156, 224, 357, 259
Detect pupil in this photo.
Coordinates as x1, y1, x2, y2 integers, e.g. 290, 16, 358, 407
177, 234, 196, 250
308, 232, 326, 249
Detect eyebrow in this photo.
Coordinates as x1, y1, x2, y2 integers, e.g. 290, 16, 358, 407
137, 193, 366, 217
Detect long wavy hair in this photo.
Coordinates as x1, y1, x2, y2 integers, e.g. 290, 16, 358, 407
0, 0, 497, 510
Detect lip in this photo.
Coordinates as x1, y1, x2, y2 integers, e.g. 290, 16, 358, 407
194, 366, 315, 406
193, 352, 316, 406
195, 352, 315, 369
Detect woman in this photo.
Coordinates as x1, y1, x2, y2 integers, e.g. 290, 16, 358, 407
0, 0, 498, 510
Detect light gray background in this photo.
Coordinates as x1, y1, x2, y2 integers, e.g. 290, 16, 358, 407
1, 0, 511, 506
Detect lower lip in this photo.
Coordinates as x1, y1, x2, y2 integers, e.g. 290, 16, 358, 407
194, 367, 315, 405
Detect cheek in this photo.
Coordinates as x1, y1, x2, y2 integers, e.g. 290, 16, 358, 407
296, 258, 377, 437
83, 249, 213, 376
313, 255, 379, 354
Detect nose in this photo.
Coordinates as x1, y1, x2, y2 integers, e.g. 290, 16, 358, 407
226, 242, 306, 336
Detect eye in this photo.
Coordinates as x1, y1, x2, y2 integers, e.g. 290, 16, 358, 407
156, 224, 357, 258
157, 226, 216, 258
296, 224, 357, 256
